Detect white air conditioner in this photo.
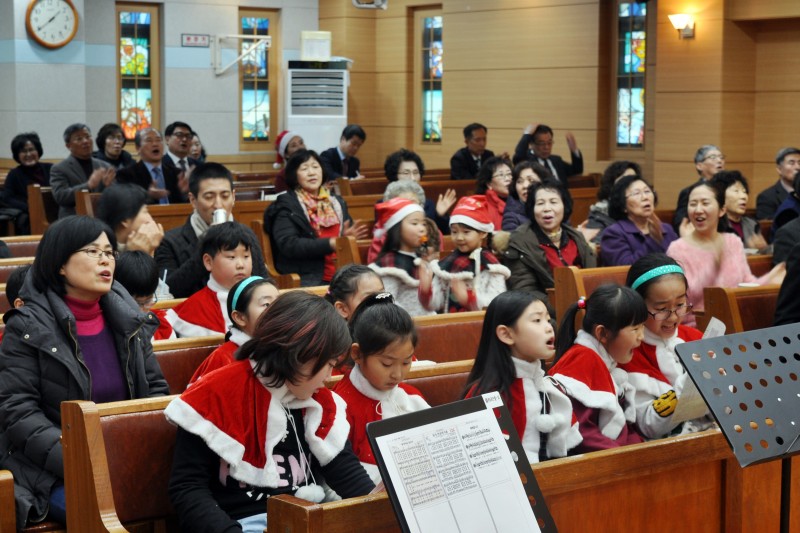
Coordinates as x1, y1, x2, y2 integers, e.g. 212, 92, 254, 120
286, 65, 348, 153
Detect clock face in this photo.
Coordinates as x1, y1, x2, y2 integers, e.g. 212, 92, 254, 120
26, 0, 79, 49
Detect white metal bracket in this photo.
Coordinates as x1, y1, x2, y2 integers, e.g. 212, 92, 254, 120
211, 34, 272, 76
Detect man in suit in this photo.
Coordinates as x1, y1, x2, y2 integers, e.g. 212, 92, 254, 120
50, 123, 115, 218
319, 124, 366, 181
756, 147, 800, 221
162, 121, 197, 175
450, 123, 495, 180
116, 127, 188, 204
512, 123, 583, 183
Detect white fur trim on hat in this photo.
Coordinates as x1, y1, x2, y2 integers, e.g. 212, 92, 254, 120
383, 203, 424, 234
279, 131, 300, 158
449, 214, 494, 234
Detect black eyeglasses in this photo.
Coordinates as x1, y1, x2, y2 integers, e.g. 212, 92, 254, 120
76, 248, 118, 261
647, 303, 693, 321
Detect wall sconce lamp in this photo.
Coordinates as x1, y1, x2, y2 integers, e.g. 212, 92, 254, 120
668, 14, 695, 39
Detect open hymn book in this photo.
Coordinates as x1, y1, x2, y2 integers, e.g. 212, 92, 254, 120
367, 393, 556, 533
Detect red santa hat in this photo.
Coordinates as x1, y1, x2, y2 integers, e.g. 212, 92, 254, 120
273, 130, 301, 169
373, 197, 424, 239
449, 195, 495, 233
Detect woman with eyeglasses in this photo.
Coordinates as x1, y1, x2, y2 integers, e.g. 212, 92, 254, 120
475, 156, 514, 230
599, 174, 677, 266
0, 216, 169, 529
666, 181, 785, 327
619, 253, 714, 439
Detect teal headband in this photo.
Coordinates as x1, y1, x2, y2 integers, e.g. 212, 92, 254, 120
631, 265, 684, 291
231, 276, 265, 311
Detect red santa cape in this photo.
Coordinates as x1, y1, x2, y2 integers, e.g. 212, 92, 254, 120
189, 329, 251, 385
428, 248, 511, 312
165, 359, 350, 487
548, 330, 637, 440
151, 308, 176, 341
509, 357, 582, 461
166, 276, 230, 337
333, 364, 429, 480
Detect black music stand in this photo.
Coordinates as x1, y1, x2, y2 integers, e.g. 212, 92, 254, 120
675, 323, 800, 467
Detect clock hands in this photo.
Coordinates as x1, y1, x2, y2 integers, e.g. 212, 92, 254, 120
37, 13, 58, 32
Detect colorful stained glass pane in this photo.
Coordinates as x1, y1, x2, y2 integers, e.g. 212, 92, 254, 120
120, 88, 152, 140
241, 41, 267, 78
422, 88, 443, 143
617, 88, 644, 146
120, 12, 150, 25
622, 31, 646, 73
428, 41, 443, 78
242, 89, 270, 141
120, 37, 149, 76
242, 17, 269, 33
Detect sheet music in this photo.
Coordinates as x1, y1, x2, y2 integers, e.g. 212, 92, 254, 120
374, 396, 539, 533
671, 318, 726, 423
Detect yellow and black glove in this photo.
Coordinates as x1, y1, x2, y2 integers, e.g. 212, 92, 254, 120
653, 390, 677, 417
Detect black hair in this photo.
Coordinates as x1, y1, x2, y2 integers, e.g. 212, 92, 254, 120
350, 292, 417, 359
463, 123, 487, 140
509, 161, 551, 201
554, 284, 647, 363
598, 160, 642, 201
200, 221, 253, 259
462, 291, 546, 404
63, 123, 90, 144
32, 216, 117, 297
284, 149, 322, 190
341, 124, 366, 142
476, 156, 512, 194
114, 251, 159, 297
95, 123, 126, 152
134, 127, 161, 149
532, 124, 554, 139
384, 149, 425, 182
226, 276, 277, 336
164, 121, 193, 137
96, 183, 148, 232
626, 253, 688, 299
188, 162, 234, 198
376, 223, 404, 261
239, 291, 351, 387
524, 178, 574, 223
6, 264, 31, 307
325, 264, 383, 305
711, 170, 749, 194
11, 132, 44, 164
685, 180, 728, 232
608, 174, 652, 221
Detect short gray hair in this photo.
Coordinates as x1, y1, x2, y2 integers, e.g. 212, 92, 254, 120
383, 180, 425, 205
63, 123, 90, 144
694, 144, 721, 165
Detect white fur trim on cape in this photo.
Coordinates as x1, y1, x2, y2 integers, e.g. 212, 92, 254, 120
643, 328, 686, 387
349, 364, 430, 418
165, 309, 222, 338
228, 328, 251, 347
369, 263, 421, 287
512, 358, 581, 459
164, 371, 350, 487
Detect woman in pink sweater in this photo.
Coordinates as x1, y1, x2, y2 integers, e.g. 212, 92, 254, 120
666, 181, 785, 326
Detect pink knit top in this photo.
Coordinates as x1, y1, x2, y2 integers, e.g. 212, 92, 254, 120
666, 233, 762, 327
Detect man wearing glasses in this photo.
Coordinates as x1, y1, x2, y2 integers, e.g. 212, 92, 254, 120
672, 145, 725, 232
512, 123, 583, 183
162, 121, 198, 176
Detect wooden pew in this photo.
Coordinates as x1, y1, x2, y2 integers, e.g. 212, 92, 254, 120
0, 257, 34, 284
232, 199, 270, 229
154, 335, 224, 394
340, 178, 477, 200
61, 397, 178, 533
569, 186, 598, 226
567, 173, 600, 188
249, 219, 302, 289
27, 184, 59, 235
703, 284, 781, 334
747, 254, 773, 277
553, 265, 630, 324
413, 311, 484, 363
335, 236, 361, 269
266, 428, 782, 533
147, 203, 193, 231
341, 194, 380, 232
3, 234, 41, 257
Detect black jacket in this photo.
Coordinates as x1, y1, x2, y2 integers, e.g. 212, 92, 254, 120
264, 190, 351, 287
116, 160, 187, 204
756, 180, 790, 222
450, 147, 495, 180
0, 278, 168, 528
319, 147, 360, 180
512, 133, 584, 182
154, 217, 269, 298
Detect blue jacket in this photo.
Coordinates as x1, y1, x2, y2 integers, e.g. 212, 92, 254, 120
599, 218, 677, 267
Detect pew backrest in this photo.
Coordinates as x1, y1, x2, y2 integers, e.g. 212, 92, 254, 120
703, 284, 781, 334
3, 234, 42, 258
27, 184, 58, 235
413, 311, 484, 363
553, 265, 630, 323
154, 335, 225, 394
250, 219, 301, 289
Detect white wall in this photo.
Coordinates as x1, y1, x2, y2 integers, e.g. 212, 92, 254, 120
0, 0, 319, 159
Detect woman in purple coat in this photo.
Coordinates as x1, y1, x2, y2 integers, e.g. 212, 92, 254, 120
599, 174, 677, 266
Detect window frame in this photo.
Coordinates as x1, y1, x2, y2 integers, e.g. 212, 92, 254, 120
116, 2, 161, 142
413, 7, 444, 150
238, 8, 280, 151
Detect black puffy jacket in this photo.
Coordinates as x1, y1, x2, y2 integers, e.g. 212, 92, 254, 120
0, 277, 169, 528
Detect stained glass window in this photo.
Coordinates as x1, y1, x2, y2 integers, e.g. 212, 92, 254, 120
421, 16, 443, 143
118, 9, 154, 140
240, 15, 270, 142
616, 2, 647, 148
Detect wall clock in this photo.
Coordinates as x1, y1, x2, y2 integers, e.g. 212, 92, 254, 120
26, 0, 79, 50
